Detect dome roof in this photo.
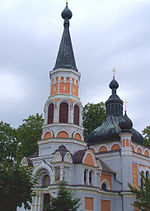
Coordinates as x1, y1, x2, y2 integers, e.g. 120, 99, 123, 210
61, 4, 72, 20
119, 112, 133, 132
109, 78, 119, 89
87, 76, 143, 145
87, 115, 143, 145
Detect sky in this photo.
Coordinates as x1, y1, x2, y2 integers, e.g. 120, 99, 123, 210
0, 0, 150, 133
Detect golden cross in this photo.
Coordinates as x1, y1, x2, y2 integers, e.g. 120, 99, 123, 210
124, 100, 128, 113
112, 68, 116, 79
66, 0, 68, 4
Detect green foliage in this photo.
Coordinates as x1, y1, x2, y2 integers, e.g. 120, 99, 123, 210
83, 102, 106, 140
0, 121, 17, 162
0, 161, 35, 211
129, 174, 150, 211
16, 113, 43, 161
143, 126, 150, 147
48, 181, 80, 211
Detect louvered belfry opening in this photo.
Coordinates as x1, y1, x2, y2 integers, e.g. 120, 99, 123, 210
59, 102, 68, 123
48, 103, 54, 124
47, 103, 54, 124
74, 104, 79, 125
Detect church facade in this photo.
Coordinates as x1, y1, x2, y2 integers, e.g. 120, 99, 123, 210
19, 2, 150, 211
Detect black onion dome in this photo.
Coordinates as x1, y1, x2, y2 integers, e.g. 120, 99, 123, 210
61, 3, 72, 20
87, 77, 144, 145
109, 78, 119, 89
119, 112, 133, 131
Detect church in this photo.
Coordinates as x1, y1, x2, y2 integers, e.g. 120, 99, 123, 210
19, 2, 150, 211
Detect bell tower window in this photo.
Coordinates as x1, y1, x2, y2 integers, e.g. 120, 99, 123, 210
48, 103, 54, 124
59, 102, 68, 123
74, 104, 79, 125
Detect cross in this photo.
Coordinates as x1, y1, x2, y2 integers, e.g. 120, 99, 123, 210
112, 68, 116, 79
66, 0, 68, 4
124, 100, 128, 113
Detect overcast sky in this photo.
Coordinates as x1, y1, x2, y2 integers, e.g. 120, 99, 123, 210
0, 0, 150, 133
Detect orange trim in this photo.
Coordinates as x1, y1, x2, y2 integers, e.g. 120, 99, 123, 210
84, 153, 95, 166
144, 150, 149, 157
59, 77, 70, 94
111, 144, 120, 151
90, 148, 95, 153
132, 163, 138, 188
85, 197, 93, 210
131, 145, 134, 152
74, 133, 82, 141
101, 200, 110, 211
57, 131, 69, 138
126, 139, 129, 147
137, 147, 142, 154
123, 139, 125, 147
51, 78, 58, 95
43, 132, 52, 139
99, 146, 107, 152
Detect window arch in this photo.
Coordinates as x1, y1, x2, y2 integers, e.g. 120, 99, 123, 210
42, 175, 50, 187
141, 171, 144, 188
146, 171, 149, 179
102, 182, 107, 191
59, 102, 68, 123
48, 103, 54, 124
74, 104, 79, 125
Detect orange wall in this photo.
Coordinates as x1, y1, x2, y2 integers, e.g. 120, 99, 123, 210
74, 133, 82, 141
85, 197, 93, 210
84, 153, 95, 166
43, 132, 52, 139
57, 131, 69, 138
99, 146, 107, 152
101, 200, 110, 211
132, 163, 138, 188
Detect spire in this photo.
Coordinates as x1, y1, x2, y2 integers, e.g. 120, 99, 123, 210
53, 2, 78, 71
105, 72, 123, 116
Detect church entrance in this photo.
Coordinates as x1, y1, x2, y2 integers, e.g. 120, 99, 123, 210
43, 193, 50, 211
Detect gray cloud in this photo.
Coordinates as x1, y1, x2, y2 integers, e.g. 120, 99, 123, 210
0, 0, 150, 134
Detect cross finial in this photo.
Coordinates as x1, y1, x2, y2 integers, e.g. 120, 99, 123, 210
124, 100, 128, 113
112, 68, 116, 79
66, 0, 68, 5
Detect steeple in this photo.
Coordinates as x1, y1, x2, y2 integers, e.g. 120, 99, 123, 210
53, 2, 78, 71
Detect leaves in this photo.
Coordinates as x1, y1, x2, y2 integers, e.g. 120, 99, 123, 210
83, 102, 106, 140
143, 126, 150, 147
0, 161, 35, 211
129, 174, 150, 211
48, 181, 80, 211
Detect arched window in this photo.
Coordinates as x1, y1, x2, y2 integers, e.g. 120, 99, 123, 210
74, 104, 79, 125
146, 171, 149, 179
59, 102, 68, 123
48, 103, 54, 124
84, 169, 87, 185
102, 183, 107, 191
89, 170, 93, 186
42, 175, 50, 187
141, 171, 144, 188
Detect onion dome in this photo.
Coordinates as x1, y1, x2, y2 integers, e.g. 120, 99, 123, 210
61, 3, 72, 20
109, 78, 119, 90
87, 76, 144, 145
119, 112, 133, 132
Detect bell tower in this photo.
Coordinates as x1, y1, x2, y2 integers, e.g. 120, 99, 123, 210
38, 2, 86, 156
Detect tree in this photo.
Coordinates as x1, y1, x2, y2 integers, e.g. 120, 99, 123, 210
129, 174, 150, 211
0, 121, 17, 162
83, 102, 106, 140
48, 181, 80, 211
143, 126, 150, 147
16, 113, 43, 161
0, 161, 35, 211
